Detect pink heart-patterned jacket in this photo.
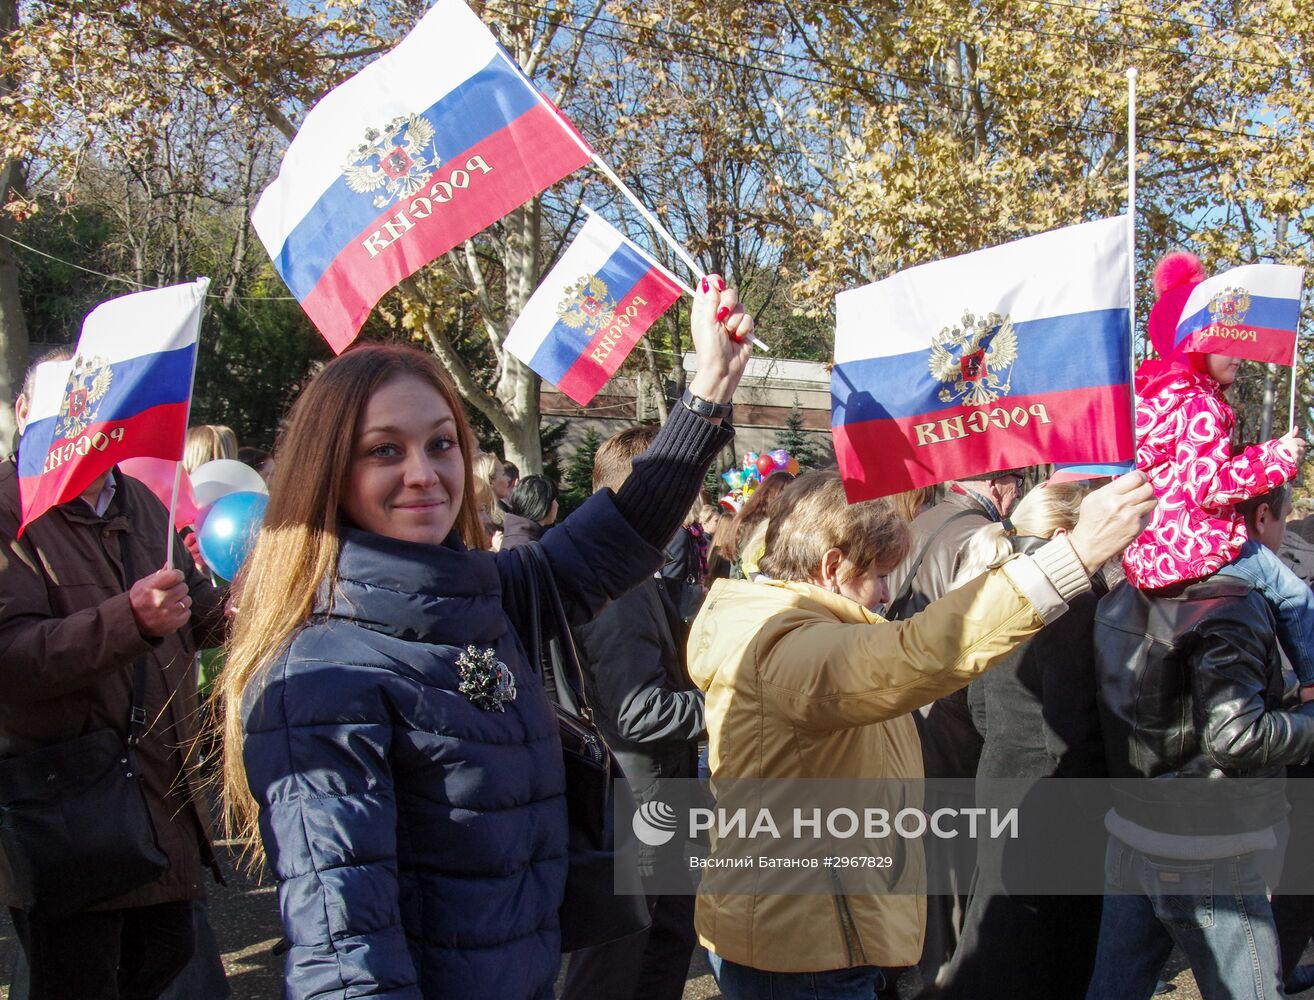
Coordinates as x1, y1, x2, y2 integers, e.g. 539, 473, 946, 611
1122, 360, 1299, 590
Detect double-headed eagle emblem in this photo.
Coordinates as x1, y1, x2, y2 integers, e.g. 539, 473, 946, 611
557, 275, 615, 331
1208, 286, 1252, 327
52, 354, 112, 441
342, 114, 440, 209
928, 311, 1018, 407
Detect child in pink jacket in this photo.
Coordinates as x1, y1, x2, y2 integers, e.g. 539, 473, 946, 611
1123, 252, 1311, 683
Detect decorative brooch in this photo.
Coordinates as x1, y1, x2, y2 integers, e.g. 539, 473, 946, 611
454, 645, 517, 712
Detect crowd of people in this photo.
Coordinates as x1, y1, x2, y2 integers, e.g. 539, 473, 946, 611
0, 259, 1311, 1000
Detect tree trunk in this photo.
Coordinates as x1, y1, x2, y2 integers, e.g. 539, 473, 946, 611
1260, 363, 1278, 441
0, 0, 28, 450
493, 200, 544, 473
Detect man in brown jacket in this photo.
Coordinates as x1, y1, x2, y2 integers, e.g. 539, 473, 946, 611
0, 358, 226, 1000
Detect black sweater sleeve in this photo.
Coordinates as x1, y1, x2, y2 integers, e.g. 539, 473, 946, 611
612, 403, 734, 551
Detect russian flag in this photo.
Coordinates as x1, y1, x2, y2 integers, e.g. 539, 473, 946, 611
1175, 263, 1304, 366
832, 218, 1133, 502
17, 280, 208, 534
503, 212, 683, 405
251, 0, 592, 354
1049, 461, 1135, 485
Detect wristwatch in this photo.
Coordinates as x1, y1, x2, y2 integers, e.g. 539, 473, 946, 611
681, 389, 733, 421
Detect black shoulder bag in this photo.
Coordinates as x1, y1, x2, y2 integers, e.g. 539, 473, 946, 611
0, 531, 168, 916
517, 543, 650, 952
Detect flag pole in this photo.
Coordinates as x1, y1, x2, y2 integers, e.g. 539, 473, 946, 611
1126, 68, 1138, 443
164, 278, 210, 569
498, 50, 769, 351
1291, 335, 1300, 433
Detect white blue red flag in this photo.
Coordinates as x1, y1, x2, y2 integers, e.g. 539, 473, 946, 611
1048, 461, 1135, 485
17, 279, 208, 533
1174, 263, 1304, 365
252, 0, 592, 353
503, 212, 683, 405
832, 217, 1132, 501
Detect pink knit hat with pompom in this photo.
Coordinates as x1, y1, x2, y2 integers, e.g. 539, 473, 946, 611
1147, 252, 1208, 368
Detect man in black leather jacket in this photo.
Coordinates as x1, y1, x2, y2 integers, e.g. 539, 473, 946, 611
1086, 500, 1314, 1000
559, 426, 704, 1000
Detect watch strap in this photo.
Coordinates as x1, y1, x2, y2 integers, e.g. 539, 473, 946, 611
681, 389, 733, 420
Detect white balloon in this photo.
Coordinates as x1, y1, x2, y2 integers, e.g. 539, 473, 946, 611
190, 459, 269, 507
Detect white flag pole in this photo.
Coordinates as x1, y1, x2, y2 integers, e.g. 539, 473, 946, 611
1126, 69, 1138, 371
499, 50, 769, 351
1127, 68, 1139, 433
1291, 335, 1300, 433
165, 278, 210, 569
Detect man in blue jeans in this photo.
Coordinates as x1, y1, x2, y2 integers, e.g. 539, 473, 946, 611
1089, 485, 1314, 1000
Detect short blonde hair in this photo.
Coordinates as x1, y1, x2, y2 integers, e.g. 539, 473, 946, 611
184, 424, 238, 473
759, 469, 909, 584
892, 485, 937, 524
951, 482, 1085, 588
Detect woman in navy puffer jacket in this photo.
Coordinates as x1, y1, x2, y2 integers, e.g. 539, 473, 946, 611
219, 279, 752, 1000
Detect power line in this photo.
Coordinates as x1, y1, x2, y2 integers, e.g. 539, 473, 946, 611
0, 231, 298, 302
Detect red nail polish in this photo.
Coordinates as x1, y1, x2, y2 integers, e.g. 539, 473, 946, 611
715, 276, 726, 291
716, 306, 731, 323
701, 277, 710, 293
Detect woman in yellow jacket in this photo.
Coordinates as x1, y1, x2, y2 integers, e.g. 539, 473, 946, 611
687, 469, 1155, 999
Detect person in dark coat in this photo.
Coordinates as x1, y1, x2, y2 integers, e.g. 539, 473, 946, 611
884, 469, 1026, 992
938, 482, 1107, 1000
500, 474, 558, 549
0, 353, 227, 999
1087, 476, 1314, 1000
560, 426, 706, 1000
222, 280, 754, 1000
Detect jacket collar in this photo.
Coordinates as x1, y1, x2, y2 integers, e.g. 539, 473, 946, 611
1009, 535, 1050, 557
54, 468, 133, 532
323, 527, 506, 645
501, 512, 545, 542
762, 579, 882, 624
946, 484, 1002, 522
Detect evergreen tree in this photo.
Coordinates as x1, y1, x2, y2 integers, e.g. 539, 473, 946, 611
558, 427, 603, 516
774, 397, 827, 471
704, 463, 723, 502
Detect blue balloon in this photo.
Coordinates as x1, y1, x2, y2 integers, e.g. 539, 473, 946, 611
196, 491, 268, 581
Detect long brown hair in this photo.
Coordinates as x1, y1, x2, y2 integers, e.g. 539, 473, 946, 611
219, 343, 483, 852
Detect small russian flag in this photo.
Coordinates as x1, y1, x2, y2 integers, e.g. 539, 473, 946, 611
503, 212, 684, 405
1048, 461, 1134, 484
1174, 263, 1304, 366
18, 280, 208, 534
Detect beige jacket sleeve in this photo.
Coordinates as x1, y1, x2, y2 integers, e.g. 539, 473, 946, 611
755, 538, 1089, 732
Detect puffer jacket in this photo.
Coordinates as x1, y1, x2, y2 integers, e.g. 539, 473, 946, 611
686, 538, 1088, 973
1122, 362, 1298, 589
242, 404, 732, 1000
243, 498, 661, 1000
1093, 575, 1314, 836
